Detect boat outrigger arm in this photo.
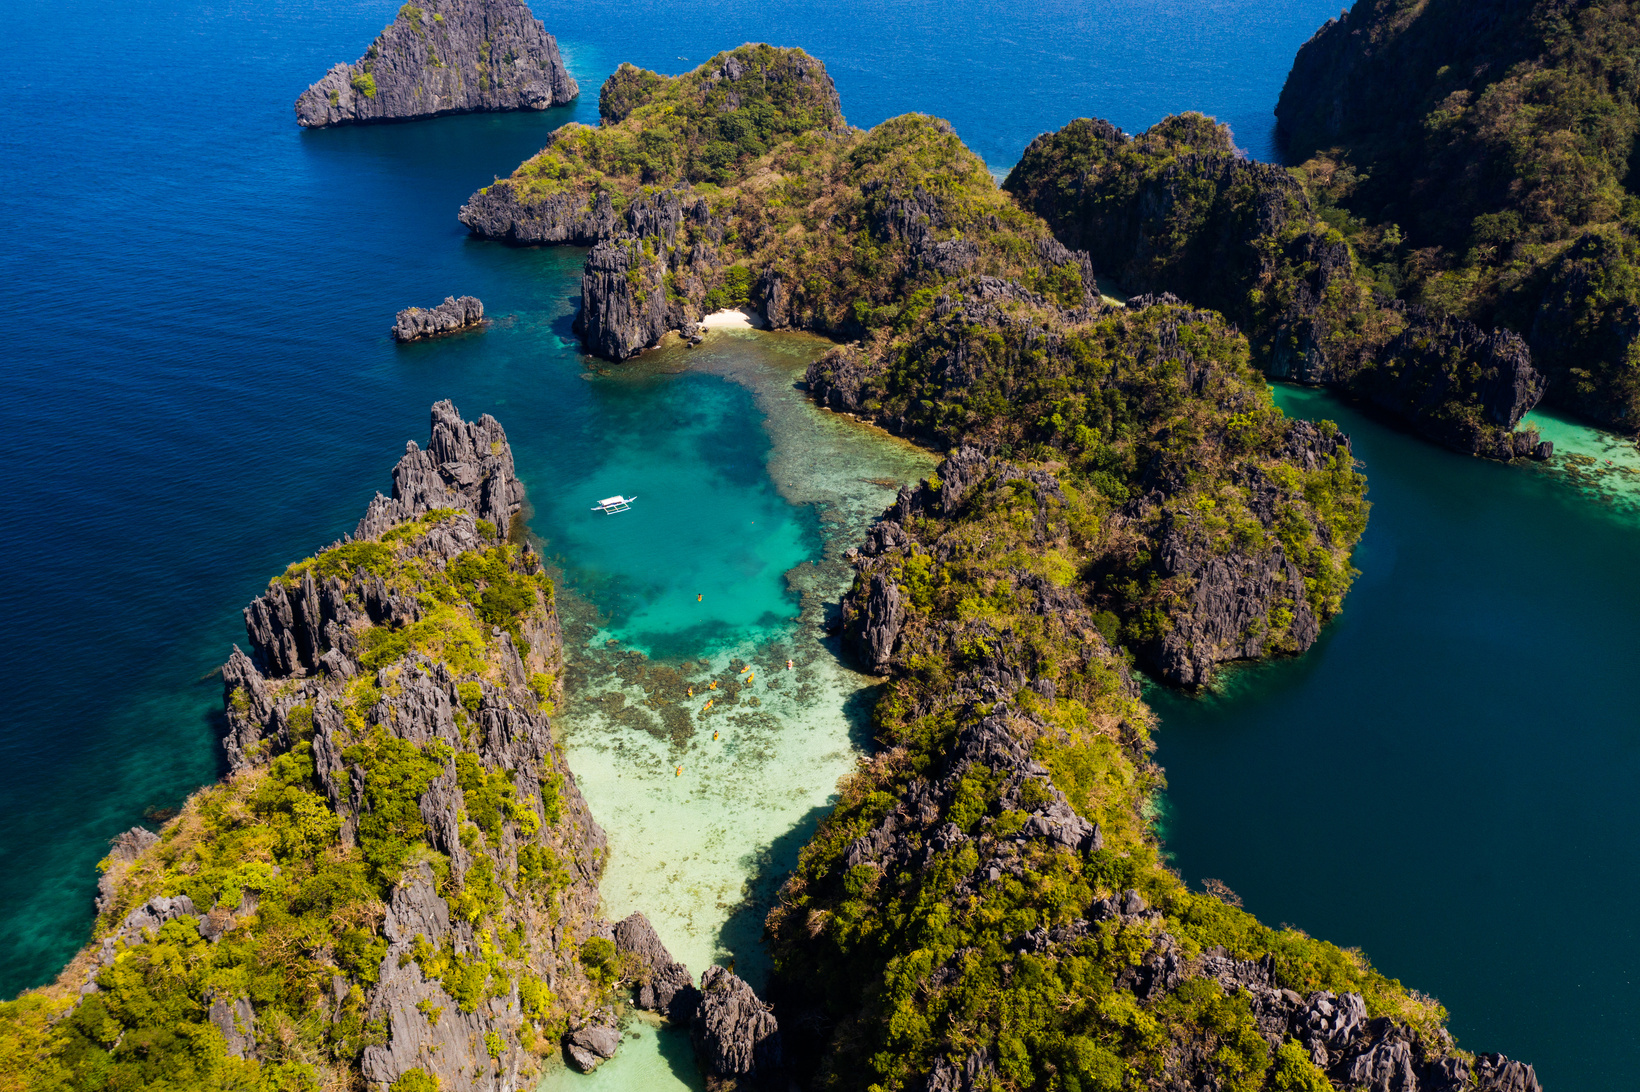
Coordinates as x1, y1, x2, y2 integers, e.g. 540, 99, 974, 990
592, 495, 635, 513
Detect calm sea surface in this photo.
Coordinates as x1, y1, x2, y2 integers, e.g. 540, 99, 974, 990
3, 0, 1632, 1087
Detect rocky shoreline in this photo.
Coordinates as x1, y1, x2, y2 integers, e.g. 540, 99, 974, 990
295, 0, 576, 128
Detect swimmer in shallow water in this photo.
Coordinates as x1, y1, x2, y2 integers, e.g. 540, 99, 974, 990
713, 730, 719, 741
787, 659, 794, 670
675, 766, 682, 777
709, 680, 717, 690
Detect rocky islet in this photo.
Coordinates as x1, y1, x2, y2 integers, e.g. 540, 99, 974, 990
294, 0, 577, 128
391, 295, 486, 343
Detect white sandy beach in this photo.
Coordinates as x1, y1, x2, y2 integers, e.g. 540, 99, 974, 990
698, 306, 767, 329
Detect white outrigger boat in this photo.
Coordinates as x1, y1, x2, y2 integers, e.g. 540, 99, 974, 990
591, 494, 636, 514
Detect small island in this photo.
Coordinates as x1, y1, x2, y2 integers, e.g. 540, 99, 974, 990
391, 295, 485, 342
295, 0, 577, 128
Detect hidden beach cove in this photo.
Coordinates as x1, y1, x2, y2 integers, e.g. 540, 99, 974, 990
17, 4, 1640, 1090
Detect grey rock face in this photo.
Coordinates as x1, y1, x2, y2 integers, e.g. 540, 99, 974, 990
354, 398, 526, 539
208, 995, 257, 1060
95, 827, 158, 915
235, 400, 518, 683
295, 0, 576, 128
693, 966, 782, 1085
564, 1018, 621, 1072
923, 1047, 994, 1092
578, 235, 671, 360
1473, 1053, 1542, 1092
460, 188, 621, 246
1147, 517, 1318, 688
392, 296, 484, 342
614, 912, 700, 1022
844, 572, 905, 675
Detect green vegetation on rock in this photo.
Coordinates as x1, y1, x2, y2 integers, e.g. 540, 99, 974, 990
1277, 0, 1640, 430
1003, 112, 1552, 459
0, 454, 604, 1091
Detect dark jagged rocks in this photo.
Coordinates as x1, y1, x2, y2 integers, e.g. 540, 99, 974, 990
1276, 0, 1640, 431
392, 295, 485, 342
355, 397, 524, 540
295, 0, 576, 128
613, 911, 700, 1023
1003, 112, 1553, 460
694, 966, 782, 1090
461, 46, 1096, 361
608, 912, 786, 1088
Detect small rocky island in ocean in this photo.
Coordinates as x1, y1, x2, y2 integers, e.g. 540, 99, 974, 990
295, 0, 577, 128
391, 295, 485, 341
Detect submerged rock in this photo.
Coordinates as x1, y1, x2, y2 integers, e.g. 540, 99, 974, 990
391, 295, 484, 342
295, 0, 576, 128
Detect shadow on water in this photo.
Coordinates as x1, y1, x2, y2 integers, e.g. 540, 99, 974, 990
713, 801, 840, 988
649, 1019, 706, 1090
839, 676, 881, 754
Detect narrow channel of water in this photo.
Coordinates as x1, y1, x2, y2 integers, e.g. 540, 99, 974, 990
532, 331, 933, 1091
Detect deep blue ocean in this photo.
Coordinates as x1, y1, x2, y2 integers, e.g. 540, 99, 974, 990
3, 0, 1634, 1087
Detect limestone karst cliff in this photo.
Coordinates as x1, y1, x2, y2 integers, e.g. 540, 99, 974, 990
1002, 113, 1553, 460
1276, 0, 1640, 432
1, 403, 610, 1090
295, 0, 576, 128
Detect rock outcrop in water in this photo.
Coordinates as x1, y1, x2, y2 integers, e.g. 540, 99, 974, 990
295, 0, 576, 128
614, 911, 701, 1023
392, 295, 484, 342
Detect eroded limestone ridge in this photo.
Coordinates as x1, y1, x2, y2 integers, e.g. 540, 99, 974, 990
393, 295, 485, 342
20, 402, 609, 1090
295, 0, 577, 128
